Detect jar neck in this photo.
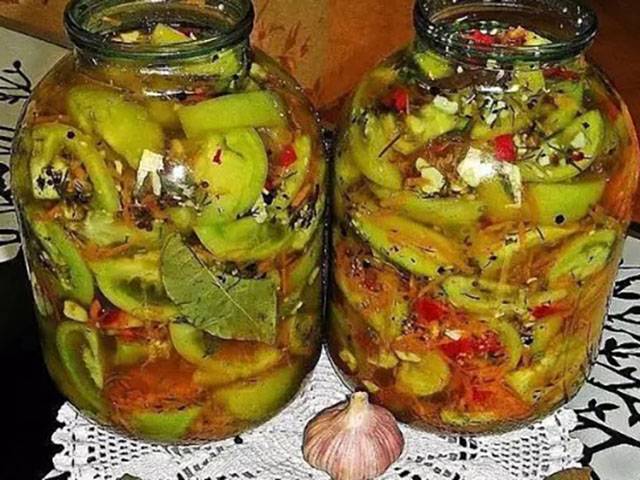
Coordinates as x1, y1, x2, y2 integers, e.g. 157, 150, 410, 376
413, 0, 598, 68
64, 0, 254, 69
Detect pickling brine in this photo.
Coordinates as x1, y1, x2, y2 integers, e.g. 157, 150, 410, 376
328, 0, 639, 433
12, 0, 326, 442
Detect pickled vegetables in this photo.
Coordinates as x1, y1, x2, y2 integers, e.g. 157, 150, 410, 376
15, 22, 325, 442
329, 23, 637, 433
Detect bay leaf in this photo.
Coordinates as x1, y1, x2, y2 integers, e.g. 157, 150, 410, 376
161, 234, 277, 344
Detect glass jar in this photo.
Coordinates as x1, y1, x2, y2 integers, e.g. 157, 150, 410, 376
329, 0, 639, 434
11, 0, 326, 443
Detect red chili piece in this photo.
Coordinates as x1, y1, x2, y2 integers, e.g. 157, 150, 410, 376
494, 134, 517, 162
279, 144, 298, 168
466, 30, 496, 46
383, 87, 410, 114
212, 148, 223, 165
532, 302, 568, 319
414, 297, 449, 325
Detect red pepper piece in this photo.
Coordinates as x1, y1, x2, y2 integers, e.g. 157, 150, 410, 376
279, 144, 298, 168
383, 87, 410, 114
532, 302, 569, 319
212, 148, 223, 165
543, 66, 580, 81
494, 134, 517, 162
441, 337, 476, 359
475, 331, 503, 355
414, 297, 449, 325
465, 29, 496, 46
100, 309, 128, 328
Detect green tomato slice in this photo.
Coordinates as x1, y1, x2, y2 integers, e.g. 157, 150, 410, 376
413, 50, 453, 80
270, 135, 312, 214
30, 123, 120, 212
548, 229, 617, 283
395, 351, 451, 397
32, 220, 95, 305
528, 179, 605, 225
194, 128, 268, 224
67, 86, 164, 169
56, 321, 105, 411
129, 407, 202, 442
178, 91, 286, 138
91, 251, 178, 321
442, 276, 522, 315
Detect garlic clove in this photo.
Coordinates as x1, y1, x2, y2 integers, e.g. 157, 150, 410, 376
303, 392, 404, 480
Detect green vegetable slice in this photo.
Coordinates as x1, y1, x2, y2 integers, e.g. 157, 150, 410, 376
442, 276, 522, 315
353, 211, 467, 278
529, 179, 605, 225
91, 251, 178, 321
376, 189, 486, 228
67, 86, 164, 169
395, 351, 451, 397
520, 110, 605, 182
396, 103, 459, 154
471, 101, 532, 140
347, 114, 403, 190
32, 220, 94, 305
213, 363, 304, 422
441, 409, 498, 428
129, 407, 201, 442
413, 50, 453, 80
170, 323, 283, 387
56, 321, 104, 411
161, 234, 278, 344
279, 314, 321, 357
195, 217, 292, 263
150, 24, 190, 44
30, 123, 120, 212
77, 211, 163, 248
539, 81, 584, 135
548, 229, 617, 283
178, 91, 286, 138
270, 135, 312, 214
490, 320, 523, 370
531, 315, 565, 355
114, 340, 149, 366
194, 128, 268, 224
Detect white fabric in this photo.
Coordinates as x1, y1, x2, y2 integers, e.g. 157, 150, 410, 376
46, 350, 583, 480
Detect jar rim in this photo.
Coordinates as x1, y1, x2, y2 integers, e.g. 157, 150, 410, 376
64, 0, 255, 61
414, 0, 598, 64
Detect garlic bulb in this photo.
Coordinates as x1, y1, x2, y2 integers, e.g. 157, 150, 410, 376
303, 392, 404, 480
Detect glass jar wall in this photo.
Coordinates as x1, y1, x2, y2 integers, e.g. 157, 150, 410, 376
11, 0, 326, 442
329, 0, 639, 434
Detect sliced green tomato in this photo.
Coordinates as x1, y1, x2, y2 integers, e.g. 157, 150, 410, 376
178, 91, 286, 138
531, 314, 565, 355
270, 135, 312, 213
414, 50, 453, 80
513, 65, 545, 94
351, 66, 398, 112
67, 86, 164, 169
166, 206, 197, 234
91, 252, 178, 321
348, 115, 403, 190
395, 351, 451, 397
477, 179, 526, 223
56, 321, 105, 411
150, 24, 189, 44
290, 195, 325, 252
441, 409, 499, 428
472, 226, 578, 277
114, 340, 149, 366
181, 48, 243, 77
146, 99, 181, 130
78, 211, 163, 248
170, 323, 284, 386
548, 229, 617, 283
491, 320, 523, 370
335, 146, 362, 193
520, 110, 606, 182
376, 189, 486, 228
396, 104, 459, 154
471, 106, 532, 140
506, 337, 587, 403
32, 220, 94, 305
353, 211, 467, 278
30, 123, 120, 212
195, 217, 292, 262
129, 407, 201, 442
539, 81, 584, 135
279, 314, 321, 357
442, 276, 522, 315
283, 233, 322, 302
194, 128, 268, 224
529, 179, 605, 225
213, 363, 304, 422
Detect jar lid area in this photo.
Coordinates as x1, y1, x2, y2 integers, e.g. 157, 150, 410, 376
414, 0, 598, 64
65, 0, 254, 60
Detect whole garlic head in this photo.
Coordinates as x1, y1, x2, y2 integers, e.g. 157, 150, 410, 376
303, 392, 404, 480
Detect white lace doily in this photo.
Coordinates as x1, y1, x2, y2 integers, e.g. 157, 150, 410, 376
45, 350, 583, 480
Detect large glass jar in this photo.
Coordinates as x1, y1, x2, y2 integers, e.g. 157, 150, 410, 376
11, 0, 326, 442
329, 0, 639, 434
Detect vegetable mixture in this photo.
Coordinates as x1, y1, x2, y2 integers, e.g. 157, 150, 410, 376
329, 24, 639, 433
13, 23, 326, 442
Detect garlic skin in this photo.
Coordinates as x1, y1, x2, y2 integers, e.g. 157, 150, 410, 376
303, 392, 404, 480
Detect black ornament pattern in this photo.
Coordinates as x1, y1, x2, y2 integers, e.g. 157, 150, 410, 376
0, 60, 31, 105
